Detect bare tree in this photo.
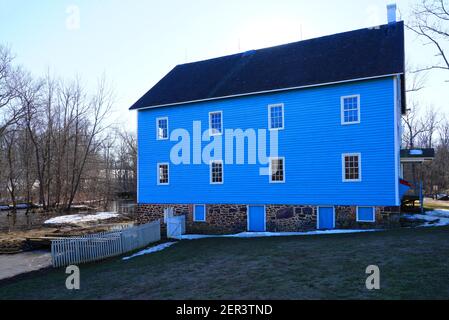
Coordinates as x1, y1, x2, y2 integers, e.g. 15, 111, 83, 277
407, 0, 449, 77
1, 44, 138, 212
406, 62, 428, 93
417, 106, 440, 147
402, 102, 429, 148
66, 77, 114, 210
0, 45, 22, 137
2, 128, 19, 210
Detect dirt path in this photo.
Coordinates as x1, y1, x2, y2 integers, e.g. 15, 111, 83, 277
424, 198, 449, 209
0, 250, 52, 281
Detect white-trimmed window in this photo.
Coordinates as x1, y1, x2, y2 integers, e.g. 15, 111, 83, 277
209, 111, 223, 136
268, 104, 284, 130
357, 206, 375, 222
342, 153, 361, 182
156, 117, 169, 140
341, 95, 360, 125
210, 160, 223, 184
269, 157, 285, 183
157, 163, 169, 185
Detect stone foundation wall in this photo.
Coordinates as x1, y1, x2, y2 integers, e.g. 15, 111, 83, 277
190, 205, 248, 235
137, 204, 247, 235
335, 206, 401, 229
136, 204, 192, 235
137, 204, 401, 234
266, 205, 317, 232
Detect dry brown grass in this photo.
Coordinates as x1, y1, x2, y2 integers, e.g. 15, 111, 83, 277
2, 226, 449, 300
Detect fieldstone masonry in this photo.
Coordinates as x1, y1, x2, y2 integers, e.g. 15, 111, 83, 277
266, 205, 317, 232
137, 203, 401, 234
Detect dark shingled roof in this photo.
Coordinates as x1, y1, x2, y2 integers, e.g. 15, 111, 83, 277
130, 22, 405, 110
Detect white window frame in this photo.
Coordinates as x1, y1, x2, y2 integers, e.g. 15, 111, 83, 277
210, 160, 224, 184
209, 111, 223, 136
341, 95, 361, 125
268, 103, 285, 131
342, 153, 362, 182
157, 162, 170, 185
156, 117, 169, 140
193, 204, 207, 222
356, 206, 376, 223
269, 157, 286, 183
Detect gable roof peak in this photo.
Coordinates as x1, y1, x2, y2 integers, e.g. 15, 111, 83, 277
130, 21, 404, 110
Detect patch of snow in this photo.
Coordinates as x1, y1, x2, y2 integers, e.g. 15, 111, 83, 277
410, 149, 424, 155
403, 211, 449, 227
122, 242, 177, 260
176, 229, 380, 240
426, 209, 449, 219
44, 212, 119, 224
70, 205, 91, 209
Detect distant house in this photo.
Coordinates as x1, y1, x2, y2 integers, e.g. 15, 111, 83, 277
130, 8, 406, 233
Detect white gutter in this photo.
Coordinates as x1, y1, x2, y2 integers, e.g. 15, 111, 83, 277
131, 73, 404, 111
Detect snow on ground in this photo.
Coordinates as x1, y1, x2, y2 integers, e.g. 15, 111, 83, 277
176, 228, 380, 240
179, 210, 449, 240
118, 210, 449, 261
122, 242, 177, 260
403, 209, 449, 227
426, 209, 449, 219
44, 212, 119, 224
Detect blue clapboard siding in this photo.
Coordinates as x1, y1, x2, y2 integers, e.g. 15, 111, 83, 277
138, 77, 398, 206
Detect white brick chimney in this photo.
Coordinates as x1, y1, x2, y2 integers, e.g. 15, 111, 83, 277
387, 4, 397, 24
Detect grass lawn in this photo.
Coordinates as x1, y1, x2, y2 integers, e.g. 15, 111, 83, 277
1, 226, 449, 300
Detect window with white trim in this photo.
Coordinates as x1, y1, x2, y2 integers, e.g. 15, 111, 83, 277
341, 95, 360, 124
210, 160, 223, 184
209, 111, 223, 135
342, 153, 361, 182
156, 117, 169, 140
157, 163, 169, 185
357, 206, 375, 222
270, 157, 285, 183
268, 104, 284, 130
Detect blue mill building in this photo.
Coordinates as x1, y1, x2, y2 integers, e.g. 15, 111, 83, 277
130, 7, 413, 233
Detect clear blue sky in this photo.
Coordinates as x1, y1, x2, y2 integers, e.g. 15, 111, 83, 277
1, 0, 448, 131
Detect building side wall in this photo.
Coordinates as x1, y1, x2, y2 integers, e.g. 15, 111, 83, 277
138, 77, 398, 206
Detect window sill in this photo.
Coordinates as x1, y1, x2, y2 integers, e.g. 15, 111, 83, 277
341, 121, 360, 126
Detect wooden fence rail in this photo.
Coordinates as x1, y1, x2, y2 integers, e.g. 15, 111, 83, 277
51, 221, 160, 268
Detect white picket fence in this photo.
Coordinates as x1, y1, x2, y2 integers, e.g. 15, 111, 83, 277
51, 221, 160, 268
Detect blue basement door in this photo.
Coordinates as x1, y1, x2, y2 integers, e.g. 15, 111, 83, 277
248, 206, 266, 232
194, 205, 206, 222
318, 207, 335, 230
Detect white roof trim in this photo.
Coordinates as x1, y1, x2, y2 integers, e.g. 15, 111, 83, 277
132, 73, 403, 111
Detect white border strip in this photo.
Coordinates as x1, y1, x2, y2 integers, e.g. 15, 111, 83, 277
393, 76, 400, 206
131, 74, 403, 111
